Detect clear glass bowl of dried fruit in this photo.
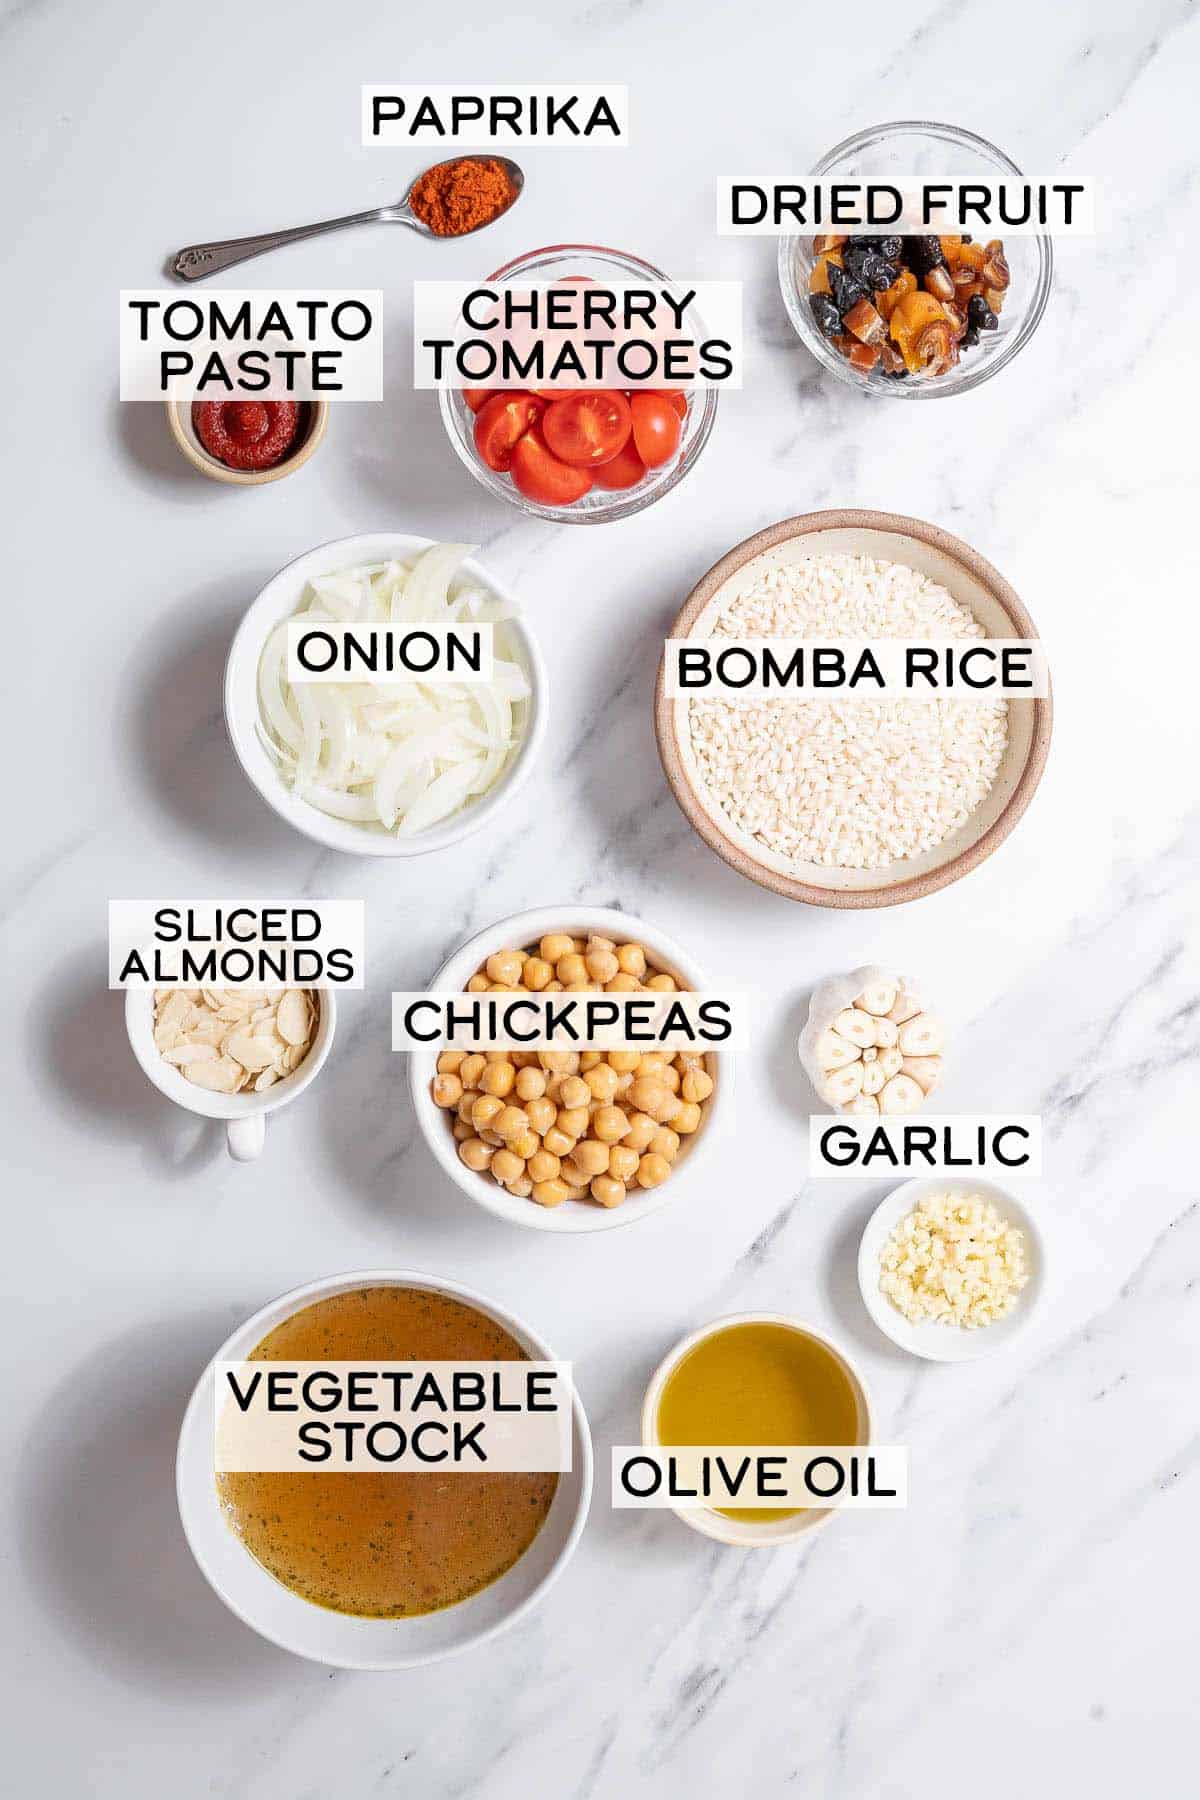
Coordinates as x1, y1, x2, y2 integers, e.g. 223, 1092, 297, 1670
778, 121, 1053, 398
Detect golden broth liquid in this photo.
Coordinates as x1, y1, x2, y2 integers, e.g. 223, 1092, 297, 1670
655, 1322, 860, 1522
217, 1286, 559, 1618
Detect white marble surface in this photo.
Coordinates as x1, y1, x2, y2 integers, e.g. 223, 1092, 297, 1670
5, 0, 1198, 1793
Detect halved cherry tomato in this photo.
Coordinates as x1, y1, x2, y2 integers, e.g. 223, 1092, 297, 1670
647, 388, 687, 419
473, 391, 542, 472
463, 388, 491, 414
629, 392, 682, 469
592, 438, 646, 491
542, 390, 632, 468
509, 427, 593, 505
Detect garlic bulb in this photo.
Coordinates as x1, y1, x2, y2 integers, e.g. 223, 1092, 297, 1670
798, 966, 944, 1115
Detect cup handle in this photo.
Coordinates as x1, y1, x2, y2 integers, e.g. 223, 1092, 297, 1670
226, 1115, 266, 1162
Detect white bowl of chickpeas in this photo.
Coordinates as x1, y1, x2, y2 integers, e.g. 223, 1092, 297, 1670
410, 907, 730, 1232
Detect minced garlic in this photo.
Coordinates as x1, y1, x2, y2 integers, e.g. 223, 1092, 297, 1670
879, 1190, 1028, 1329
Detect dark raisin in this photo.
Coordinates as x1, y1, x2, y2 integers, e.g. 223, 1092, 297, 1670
877, 236, 903, 261
842, 242, 874, 282
961, 233, 973, 244
881, 366, 909, 379
961, 325, 980, 349
904, 235, 945, 276
828, 264, 865, 317
859, 253, 896, 291
845, 235, 873, 250
967, 293, 998, 332
809, 293, 841, 339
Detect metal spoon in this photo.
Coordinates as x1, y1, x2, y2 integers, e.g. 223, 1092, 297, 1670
169, 157, 525, 281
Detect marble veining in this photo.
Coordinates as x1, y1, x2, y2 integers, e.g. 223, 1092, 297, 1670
3, 0, 1197, 1794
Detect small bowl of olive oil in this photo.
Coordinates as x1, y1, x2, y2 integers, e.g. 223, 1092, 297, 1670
640, 1313, 872, 1546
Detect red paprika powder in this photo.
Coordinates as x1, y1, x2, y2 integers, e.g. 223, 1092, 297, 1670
408, 157, 516, 237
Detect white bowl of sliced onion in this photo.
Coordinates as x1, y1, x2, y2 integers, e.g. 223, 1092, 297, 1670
225, 534, 546, 856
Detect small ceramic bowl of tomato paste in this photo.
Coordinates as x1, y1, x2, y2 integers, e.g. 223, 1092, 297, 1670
165, 395, 329, 486
439, 245, 719, 524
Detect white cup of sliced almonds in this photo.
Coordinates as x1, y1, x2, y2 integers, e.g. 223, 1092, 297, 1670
125, 982, 336, 1160
857, 1177, 1045, 1362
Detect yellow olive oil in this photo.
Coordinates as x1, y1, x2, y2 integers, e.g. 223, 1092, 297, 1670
655, 1322, 860, 1522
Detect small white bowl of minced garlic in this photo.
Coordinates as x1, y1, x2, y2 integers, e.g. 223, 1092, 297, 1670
857, 1177, 1047, 1361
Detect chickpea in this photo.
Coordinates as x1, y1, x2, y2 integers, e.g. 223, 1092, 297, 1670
637, 1053, 669, 1076
579, 1051, 602, 1071
682, 1068, 714, 1104
584, 1063, 620, 1103
490, 1148, 525, 1185
486, 949, 524, 987
559, 1074, 591, 1111
585, 947, 619, 984
522, 956, 553, 991
544, 1074, 565, 1103
544, 980, 564, 993
673, 1101, 702, 1135
539, 1050, 579, 1075
623, 1113, 657, 1152
629, 1076, 674, 1121
540, 932, 574, 965
555, 1106, 590, 1141
571, 1139, 610, 1178
459, 1137, 492, 1173
437, 1050, 465, 1074
488, 982, 512, 995
572, 937, 587, 954
587, 933, 615, 952
432, 1072, 463, 1108
636, 1153, 671, 1188
646, 973, 677, 992
543, 1126, 575, 1158
510, 1128, 540, 1160
452, 1119, 473, 1142
480, 1060, 516, 1098
613, 1071, 634, 1096
592, 1104, 629, 1144
506, 1176, 533, 1198
460, 1053, 486, 1089
471, 1093, 504, 1131
556, 952, 588, 986
532, 1179, 570, 1208
510, 1050, 535, 1069
525, 1096, 556, 1135
608, 1144, 640, 1183
609, 1050, 641, 1074
456, 1094, 475, 1124
479, 1129, 503, 1147
649, 1125, 680, 1161
617, 942, 646, 978
657, 1065, 681, 1093
561, 1183, 588, 1202
563, 978, 591, 992
559, 1157, 586, 1189
493, 1105, 530, 1141
591, 1175, 626, 1208
515, 1066, 547, 1102
605, 972, 640, 992
466, 973, 488, 993
527, 1149, 561, 1184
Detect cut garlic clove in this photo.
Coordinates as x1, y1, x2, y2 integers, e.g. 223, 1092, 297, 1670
898, 1014, 944, 1056
823, 1061, 865, 1106
873, 1016, 899, 1049
861, 1060, 886, 1096
862, 1045, 878, 1063
846, 1092, 880, 1114
858, 980, 898, 1017
815, 1027, 860, 1072
832, 1007, 876, 1049
879, 1073, 924, 1114
887, 990, 923, 1026
901, 1055, 943, 1095
879, 1046, 903, 1080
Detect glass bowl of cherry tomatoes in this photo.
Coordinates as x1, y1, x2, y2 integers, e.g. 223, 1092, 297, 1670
439, 245, 719, 522
778, 121, 1053, 399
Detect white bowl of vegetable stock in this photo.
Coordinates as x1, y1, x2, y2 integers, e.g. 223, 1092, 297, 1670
224, 533, 547, 856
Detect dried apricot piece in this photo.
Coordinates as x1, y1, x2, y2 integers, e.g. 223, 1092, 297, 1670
808, 250, 844, 295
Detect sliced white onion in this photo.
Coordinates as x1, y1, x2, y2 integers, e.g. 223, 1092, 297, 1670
255, 542, 528, 837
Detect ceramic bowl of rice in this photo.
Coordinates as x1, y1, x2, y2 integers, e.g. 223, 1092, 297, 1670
654, 511, 1052, 908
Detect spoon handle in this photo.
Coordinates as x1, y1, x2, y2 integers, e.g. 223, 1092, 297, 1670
170, 207, 412, 281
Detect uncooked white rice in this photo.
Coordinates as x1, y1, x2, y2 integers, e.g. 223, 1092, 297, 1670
685, 554, 1008, 870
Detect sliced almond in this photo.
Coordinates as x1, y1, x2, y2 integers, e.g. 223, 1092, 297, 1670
161, 1042, 218, 1066
224, 1032, 279, 1073
254, 1069, 279, 1092
186, 1057, 242, 1094
276, 990, 309, 1046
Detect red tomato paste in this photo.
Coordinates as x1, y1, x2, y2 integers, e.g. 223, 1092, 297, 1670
192, 400, 302, 471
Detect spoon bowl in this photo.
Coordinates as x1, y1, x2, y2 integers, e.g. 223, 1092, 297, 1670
398, 156, 524, 237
